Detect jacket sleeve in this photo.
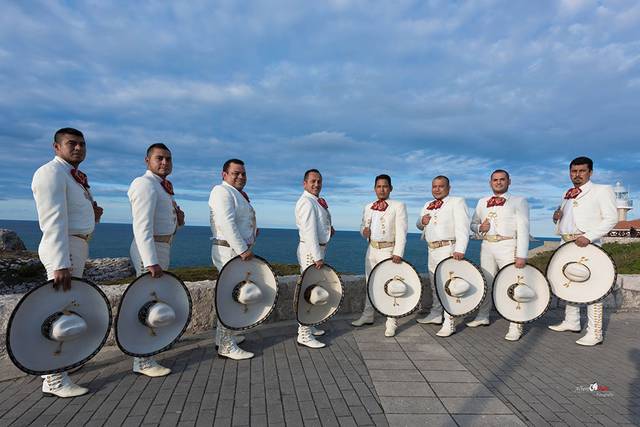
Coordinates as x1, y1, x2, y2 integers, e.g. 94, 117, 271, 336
584, 186, 618, 242
515, 197, 530, 259
298, 199, 323, 261
129, 179, 159, 267
393, 202, 408, 258
32, 166, 70, 271
211, 186, 248, 254
360, 204, 370, 238
453, 198, 471, 254
470, 200, 483, 235
416, 203, 427, 231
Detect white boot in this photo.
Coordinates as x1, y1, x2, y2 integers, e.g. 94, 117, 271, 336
416, 310, 443, 325
310, 326, 325, 336
385, 318, 397, 337
352, 300, 375, 326
215, 321, 245, 348
504, 322, 523, 341
42, 372, 89, 398
418, 282, 444, 324
218, 327, 254, 360
436, 314, 456, 337
297, 325, 325, 348
133, 357, 171, 377
549, 303, 581, 332
576, 303, 603, 346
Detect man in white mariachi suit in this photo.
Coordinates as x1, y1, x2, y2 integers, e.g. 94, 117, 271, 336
415, 176, 470, 337
295, 169, 335, 348
32, 127, 104, 398
128, 143, 185, 377
352, 174, 408, 337
467, 169, 529, 341
209, 158, 255, 359
549, 156, 617, 346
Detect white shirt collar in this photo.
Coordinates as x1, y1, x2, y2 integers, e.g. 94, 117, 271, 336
145, 169, 165, 182
54, 156, 75, 171
222, 180, 245, 196
578, 181, 593, 191
304, 190, 320, 200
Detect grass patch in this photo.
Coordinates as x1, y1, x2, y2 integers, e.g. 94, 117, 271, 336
529, 241, 640, 274
101, 263, 302, 286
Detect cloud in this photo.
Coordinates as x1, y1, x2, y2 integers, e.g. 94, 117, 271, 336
0, 0, 639, 237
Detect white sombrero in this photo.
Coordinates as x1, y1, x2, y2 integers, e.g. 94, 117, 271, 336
296, 264, 343, 326
215, 255, 279, 331
546, 242, 617, 304
434, 257, 487, 317
367, 258, 422, 318
6, 278, 112, 375
115, 272, 192, 357
493, 264, 552, 324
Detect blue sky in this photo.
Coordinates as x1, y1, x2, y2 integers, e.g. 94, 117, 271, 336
1, 0, 639, 237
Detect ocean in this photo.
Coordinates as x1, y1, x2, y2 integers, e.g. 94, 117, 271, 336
0, 220, 549, 274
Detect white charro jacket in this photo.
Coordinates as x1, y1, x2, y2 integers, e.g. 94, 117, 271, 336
470, 193, 530, 259
128, 170, 178, 267
416, 196, 470, 254
360, 199, 408, 258
296, 191, 332, 261
209, 181, 257, 255
31, 156, 95, 271
555, 181, 617, 242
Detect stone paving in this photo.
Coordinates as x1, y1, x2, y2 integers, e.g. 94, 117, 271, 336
0, 311, 639, 426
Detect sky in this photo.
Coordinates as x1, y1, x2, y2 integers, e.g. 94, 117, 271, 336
1, 0, 639, 237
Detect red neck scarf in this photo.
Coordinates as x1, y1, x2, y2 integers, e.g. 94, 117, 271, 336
487, 196, 506, 208
564, 187, 581, 199
426, 199, 443, 210
371, 199, 388, 211
317, 198, 328, 209
160, 178, 174, 195
70, 169, 90, 190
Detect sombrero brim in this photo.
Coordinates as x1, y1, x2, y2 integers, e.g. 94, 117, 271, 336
493, 263, 552, 324
115, 271, 192, 357
215, 255, 279, 331
546, 242, 617, 304
434, 257, 487, 317
296, 263, 343, 326
6, 278, 112, 375
368, 258, 422, 318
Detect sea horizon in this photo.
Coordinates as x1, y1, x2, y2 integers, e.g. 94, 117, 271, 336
1, 219, 556, 275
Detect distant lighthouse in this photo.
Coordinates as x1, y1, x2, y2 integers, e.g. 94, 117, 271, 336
613, 181, 633, 222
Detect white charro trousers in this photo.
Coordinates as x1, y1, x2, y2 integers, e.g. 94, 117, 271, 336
41, 235, 89, 383
129, 241, 171, 276
476, 239, 517, 321
297, 242, 327, 334
211, 244, 242, 341
426, 244, 455, 316
41, 236, 89, 280
129, 240, 172, 364
561, 241, 604, 337
361, 245, 395, 323
474, 240, 522, 334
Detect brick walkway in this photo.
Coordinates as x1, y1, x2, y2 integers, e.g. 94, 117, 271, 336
0, 311, 638, 426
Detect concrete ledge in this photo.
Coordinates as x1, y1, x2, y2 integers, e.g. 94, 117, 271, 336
2, 273, 639, 360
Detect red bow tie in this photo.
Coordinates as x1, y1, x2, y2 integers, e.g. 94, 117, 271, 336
487, 196, 506, 208
240, 190, 250, 203
161, 179, 174, 195
317, 198, 328, 209
564, 187, 581, 199
371, 199, 388, 211
70, 169, 90, 190
427, 199, 443, 210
